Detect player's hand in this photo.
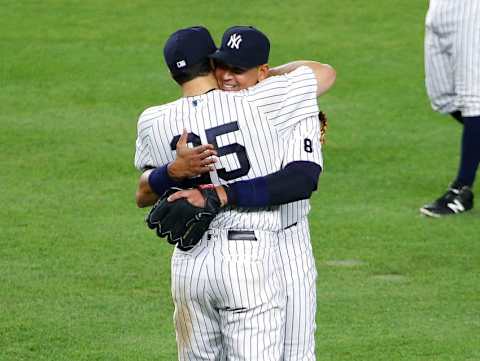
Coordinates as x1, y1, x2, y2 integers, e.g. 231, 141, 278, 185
168, 189, 206, 207
168, 186, 228, 207
168, 129, 218, 180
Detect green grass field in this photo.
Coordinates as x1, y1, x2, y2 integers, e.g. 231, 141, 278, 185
1, 1, 479, 360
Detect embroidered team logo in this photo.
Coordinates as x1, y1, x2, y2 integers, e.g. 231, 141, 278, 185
227, 33, 242, 49
176, 60, 186, 68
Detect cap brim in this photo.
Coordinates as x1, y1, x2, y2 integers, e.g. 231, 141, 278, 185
209, 50, 251, 69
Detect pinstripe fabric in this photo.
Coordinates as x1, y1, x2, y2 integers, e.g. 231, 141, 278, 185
277, 219, 317, 361
425, 0, 480, 116
134, 66, 320, 360
280, 115, 323, 228
276, 116, 322, 360
171, 230, 286, 361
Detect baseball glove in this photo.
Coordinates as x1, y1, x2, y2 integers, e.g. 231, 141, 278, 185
146, 186, 221, 250
319, 111, 328, 145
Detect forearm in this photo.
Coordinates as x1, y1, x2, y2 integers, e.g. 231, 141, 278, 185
136, 165, 188, 208
223, 161, 321, 207
269, 61, 314, 76
136, 169, 159, 208
269, 61, 336, 96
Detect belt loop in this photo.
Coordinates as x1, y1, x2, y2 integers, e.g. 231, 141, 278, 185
284, 222, 298, 230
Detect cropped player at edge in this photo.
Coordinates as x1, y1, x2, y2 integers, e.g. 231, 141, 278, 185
420, 0, 480, 217
134, 26, 335, 360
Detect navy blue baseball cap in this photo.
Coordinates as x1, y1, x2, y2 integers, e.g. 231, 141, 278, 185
209, 26, 270, 69
163, 26, 217, 76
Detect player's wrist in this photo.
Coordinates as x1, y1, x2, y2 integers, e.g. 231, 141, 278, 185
148, 165, 177, 196
167, 161, 184, 181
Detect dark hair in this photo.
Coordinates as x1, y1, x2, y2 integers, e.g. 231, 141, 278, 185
172, 58, 213, 85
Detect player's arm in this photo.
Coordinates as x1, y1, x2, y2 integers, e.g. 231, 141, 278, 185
269, 61, 336, 96
168, 161, 321, 208
168, 115, 323, 208
225, 115, 323, 207
135, 163, 196, 208
225, 161, 321, 206
135, 130, 217, 208
136, 169, 159, 208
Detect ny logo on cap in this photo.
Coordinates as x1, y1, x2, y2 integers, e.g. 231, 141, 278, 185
176, 60, 186, 68
227, 33, 242, 49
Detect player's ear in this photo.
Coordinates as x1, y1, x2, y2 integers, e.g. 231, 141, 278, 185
257, 64, 269, 81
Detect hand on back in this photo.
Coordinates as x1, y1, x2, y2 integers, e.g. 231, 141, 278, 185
168, 129, 218, 180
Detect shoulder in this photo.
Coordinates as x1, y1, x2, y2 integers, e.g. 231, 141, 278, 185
137, 100, 180, 126
247, 66, 315, 96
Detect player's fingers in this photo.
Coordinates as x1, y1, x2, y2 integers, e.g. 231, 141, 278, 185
167, 190, 188, 202
198, 149, 217, 160
176, 129, 188, 148
193, 144, 215, 154
200, 156, 217, 166
186, 195, 206, 208
195, 165, 214, 174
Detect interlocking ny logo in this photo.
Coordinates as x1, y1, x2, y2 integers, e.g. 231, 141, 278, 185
227, 33, 242, 49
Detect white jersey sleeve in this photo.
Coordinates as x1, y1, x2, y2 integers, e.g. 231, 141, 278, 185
246, 66, 319, 136
282, 114, 323, 167
134, 105, 167, 172
280, 114, 323, 228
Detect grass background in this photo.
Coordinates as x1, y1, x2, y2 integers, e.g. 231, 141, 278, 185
1, 0, 479, 360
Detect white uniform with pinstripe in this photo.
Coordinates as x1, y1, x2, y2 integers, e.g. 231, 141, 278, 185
425, 0, 480, 117
135, 66, 319, 360
278, 116, 322, 361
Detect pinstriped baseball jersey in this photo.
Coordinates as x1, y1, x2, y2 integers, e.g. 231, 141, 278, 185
135, 66, 319, 231
425, 0, 480, 116
280, 115, 323, 228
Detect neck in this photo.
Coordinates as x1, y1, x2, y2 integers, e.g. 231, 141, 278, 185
181, 74, 218, 97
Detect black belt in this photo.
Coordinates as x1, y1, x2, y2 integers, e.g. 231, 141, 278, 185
227, 230, 257, 241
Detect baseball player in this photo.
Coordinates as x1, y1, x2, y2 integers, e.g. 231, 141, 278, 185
170, 26, 332, 361
134, 26, 333, 360
420, 0, 480, 217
